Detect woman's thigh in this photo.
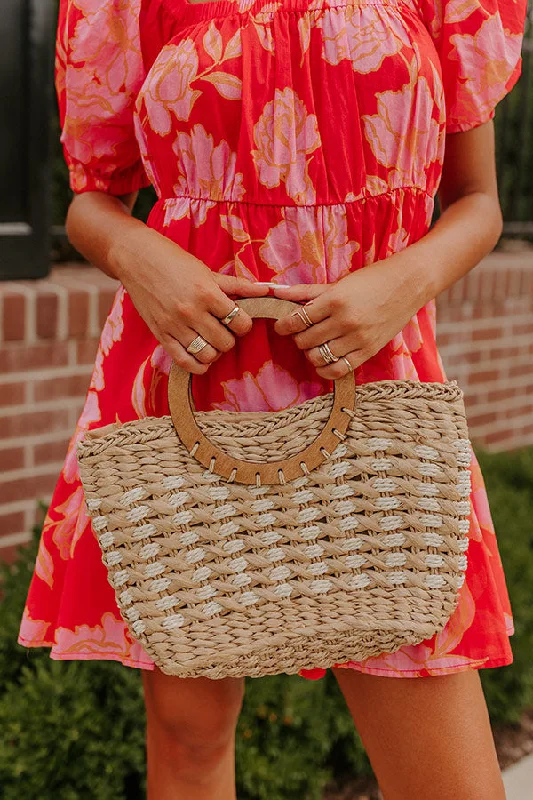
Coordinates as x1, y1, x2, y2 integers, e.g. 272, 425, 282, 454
333, 667, 504, 800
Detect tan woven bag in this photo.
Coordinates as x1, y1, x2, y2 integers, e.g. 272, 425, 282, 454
77, 297, 471, 679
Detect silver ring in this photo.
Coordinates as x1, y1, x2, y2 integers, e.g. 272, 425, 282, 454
186, 334, 209, 355
221, 306, 240, 326
341, 356, 354, 373
319, 343, 339, 365
293, 306, 314, 328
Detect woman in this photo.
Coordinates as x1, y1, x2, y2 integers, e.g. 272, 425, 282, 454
19, 0, 526, 797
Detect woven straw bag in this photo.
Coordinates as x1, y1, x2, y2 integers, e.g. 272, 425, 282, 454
77, 298, 472, 679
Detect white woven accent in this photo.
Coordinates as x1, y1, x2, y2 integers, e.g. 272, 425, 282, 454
132, 620, 146, 636
304, 544, 324, 559
197, 584, 218, 600
154, 595, 178, 611
119, 589, 133, 606
179, 531, 199, 547
371, 458, 392, 471
457, 555, 468, 571
274, 583, 292, 597
379, 515, 403, 531
373, 478, 397, 492
162, 476, 185, 490
330, 484, 355, 500
241, 591, 259, 606
126, 506, 149, 523
208, 486, 230, 501
212, 503, 237, 520
92, 515, 108, 532
458, 519, 470, 534
223, 539, 245, 554
203, 602, 223, 617
98, 532, 115, 548
161, 613, 185, 629
255, 513, 277, 527
426, 574, 445, 589
388, 571, 407, 585
456, 574, 466, 588
414, 445, 439, 461
417, 497, 440, 512
124, 607, 140, 622
297, 507, 320, 524
309, 562, 328, 575
113, 570, 129, 587
456, 451, 472, 466
368, 437, 392, 451
270, 565, 291, 581
425, 554, 444, 568
260, 530, 282, 545
416, 482, 439, 496
349, 574, 371, 589
218, 521, 240, 537
339, 515, 360, 532
145, 562, 165, 578
192, 566, 212, 582
202, 471, 219, 483
385, 553, 407, 567
132, 523, 157, 540
105, 551, 123, 566
292, 490, 315, 504
331, 443, 348, 459
382, 533, 406, 547
266, 548, 285, 563
310, 579, 332, 594
422, 532, 443, 548
457, 539, 470, 552
168, 492, 190, 508
420, 514, 443, 528
375, 496, 401, 511
333, 499, 356, 516
291, 476, 309, 489
329, 461, 350, 478
301, 525, 321, 540
341, 537, 363, 551
140, 542, 161, 560
229, 556, 247, 573
346, 554, 366, 569
86, 498, 102, 511
232, 573, 252, 587
150, 578, 171, 592
453, 438, 471, 452
419, 463, 441, 477
185, 547, 205, 565
455, 501, 471, 516
121, 487, 147, 506
250, 498, 275, 513
457, 482, 472, 498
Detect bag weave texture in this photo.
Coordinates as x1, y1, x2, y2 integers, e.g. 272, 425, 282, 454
77, 381, 471, 679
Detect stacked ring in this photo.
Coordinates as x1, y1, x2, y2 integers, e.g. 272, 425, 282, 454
319, 343, 339, 365
293, 306, 314, 328
341, 356, 354, 372
186, 335, 209, 355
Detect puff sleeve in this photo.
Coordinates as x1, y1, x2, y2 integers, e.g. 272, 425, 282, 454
418, 0, 528, 133
56, 0, 151, 195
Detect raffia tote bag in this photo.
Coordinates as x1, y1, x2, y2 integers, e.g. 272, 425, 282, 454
77, 297, 472, 679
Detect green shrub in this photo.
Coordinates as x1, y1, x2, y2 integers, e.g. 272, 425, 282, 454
1, 449, 532, 797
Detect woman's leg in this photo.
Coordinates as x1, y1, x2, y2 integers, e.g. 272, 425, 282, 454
333, 668, 504, 800
142, 667, 245, 800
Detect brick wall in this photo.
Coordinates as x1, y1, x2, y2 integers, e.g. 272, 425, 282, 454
0, 252, 532, 561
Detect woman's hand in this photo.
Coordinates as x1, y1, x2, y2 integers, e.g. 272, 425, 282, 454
273, 255, 426, 379
111, 227, 268, 374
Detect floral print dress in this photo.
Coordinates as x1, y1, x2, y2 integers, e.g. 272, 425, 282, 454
19, 0, 526, 678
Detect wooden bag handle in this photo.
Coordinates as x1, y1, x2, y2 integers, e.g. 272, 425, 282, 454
168, 297, 356, 485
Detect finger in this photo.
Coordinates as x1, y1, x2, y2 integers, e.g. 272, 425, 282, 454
196, 314, 236, 353
292, 318, 341, 350
162, 337, 210, 376
214, 275, 270, 298
275, 302, 329, 337
313, 350, 364, 380
183, 329, 219, 365
272, 284, 329, 302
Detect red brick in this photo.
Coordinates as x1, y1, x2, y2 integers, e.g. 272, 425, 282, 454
0, 342, 69, 374
2, 292, 25, 341
489, 346, 520, 360
68, 291, 90, 338
509, 363, 533, 378
0, 381, 26, 407
0, 409, 71, 440
468, 370, 500, 385
36, 291, 59, 339
505, 405, 533, 421
487, 387, 519, 403
0, 511, 25, 537
33, 439, 69, 466
0, 542, 31, 565
468, 412, 499, 429
0, 472, 58, 505
76, 339, 100, 365
513, 322, 533, 337
98, 291, 117, 328
0, 446, 26, 470
482, 429, 514, 446
472, 327, 504, 342
32, 374, 90, 403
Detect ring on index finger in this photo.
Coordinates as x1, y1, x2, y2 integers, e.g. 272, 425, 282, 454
221, 306, 241, 327
293, 306, 314, 328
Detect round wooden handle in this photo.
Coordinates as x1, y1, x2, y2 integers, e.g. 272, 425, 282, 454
167, 297, 356, 485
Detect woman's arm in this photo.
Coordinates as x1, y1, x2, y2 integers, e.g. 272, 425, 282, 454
274, 121, 502, 378
65, 191, 268, 373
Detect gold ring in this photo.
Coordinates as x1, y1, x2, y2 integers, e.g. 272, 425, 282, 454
292, 306, 314, 328
341, 356, 354, 372
186, 335, 209, 355
221, 306, 240, 326
319, 343, 339, 365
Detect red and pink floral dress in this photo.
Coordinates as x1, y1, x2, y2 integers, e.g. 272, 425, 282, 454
19, 0, 526, 678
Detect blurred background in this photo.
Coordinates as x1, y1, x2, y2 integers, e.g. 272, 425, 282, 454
0, 2, 532, 799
